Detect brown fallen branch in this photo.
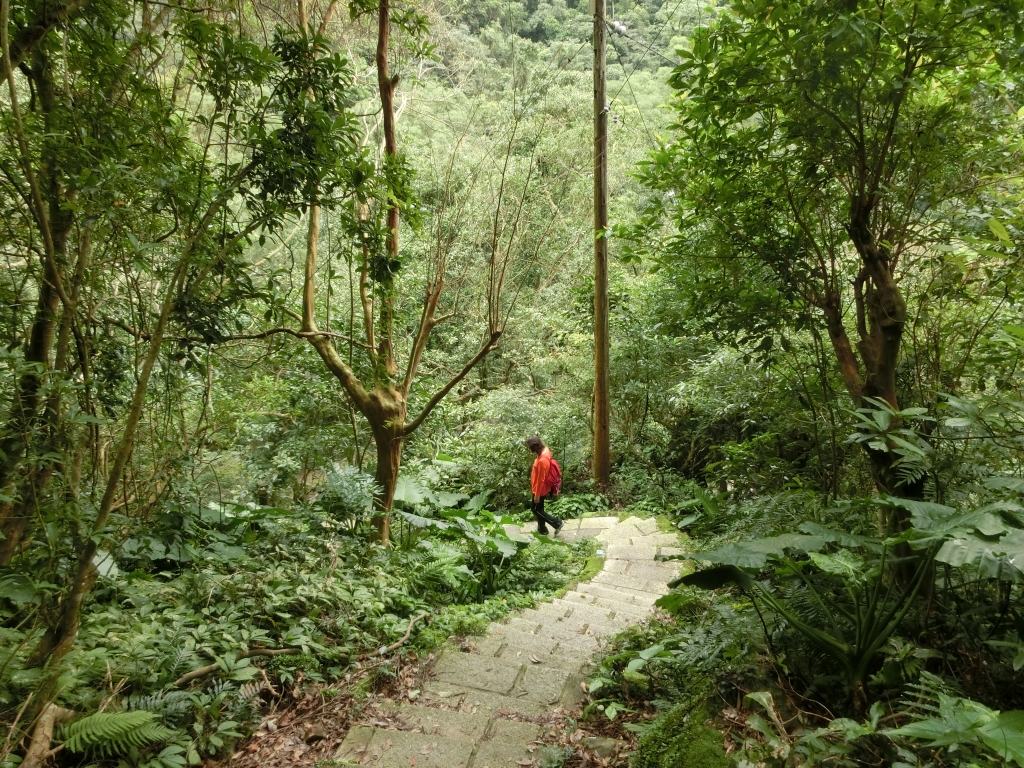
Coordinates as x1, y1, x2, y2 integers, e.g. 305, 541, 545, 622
21, 703, 74, 768
379, 612, 429, 655
174, 648, 304, 688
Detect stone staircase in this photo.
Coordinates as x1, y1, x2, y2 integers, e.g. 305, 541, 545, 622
334, 515, 684, 767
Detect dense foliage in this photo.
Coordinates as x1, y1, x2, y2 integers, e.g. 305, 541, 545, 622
3, 1, 1024, 767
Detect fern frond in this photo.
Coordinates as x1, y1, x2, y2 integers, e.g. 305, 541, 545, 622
62, 711, 175, 757
239, 681, 265, 704
900, 671, 960, 715
124, 689, 192, 722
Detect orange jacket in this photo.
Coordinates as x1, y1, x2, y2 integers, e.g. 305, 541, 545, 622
531, 447, 554, 498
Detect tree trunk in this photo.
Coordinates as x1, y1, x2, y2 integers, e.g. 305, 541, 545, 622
371, 420, 402, 544
366, 388, 405, 544
0, 46, 76, 564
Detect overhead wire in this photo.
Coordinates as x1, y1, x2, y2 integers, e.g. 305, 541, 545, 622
609, 34, 655, 144
609, 0, 688, 104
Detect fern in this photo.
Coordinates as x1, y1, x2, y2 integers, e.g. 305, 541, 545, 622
124, 690, 193, 725
61, 711, 175, 757
899, 671, 960, 716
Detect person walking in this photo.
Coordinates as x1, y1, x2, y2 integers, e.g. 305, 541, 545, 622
526, 435, 563, 536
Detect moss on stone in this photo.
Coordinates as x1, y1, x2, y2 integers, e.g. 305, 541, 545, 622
632, 703, 730, 768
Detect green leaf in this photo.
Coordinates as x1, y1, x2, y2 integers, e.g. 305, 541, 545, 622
432, 491, 469, 508
693, 533, 829, 568
0, 574, 42, 605
465, 491, 491, 511
680, 564, 755, 591
62, 712, 175, 757
935, 534, 1024, 581
985, 477, 1024, 493
675, 512, 701, 528
809, 549, 866, 578
625, 657, 647, 673
654, 592, 691, 612
393, 475, 429, 505
988, 217, 1013, 243
798, 521, 877, 549
884, 498, 957, 527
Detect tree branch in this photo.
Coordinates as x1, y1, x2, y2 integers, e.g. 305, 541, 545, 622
173, 648, 304, 688
404, 332, 501, 435
9, 0, 91, 70
379, 612, 428, 655
302, 198, 371, 412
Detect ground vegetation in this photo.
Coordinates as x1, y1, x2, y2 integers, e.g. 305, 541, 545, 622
3, 1, 1024, 767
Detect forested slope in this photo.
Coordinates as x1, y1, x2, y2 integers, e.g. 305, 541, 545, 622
1, 1, 1024, 767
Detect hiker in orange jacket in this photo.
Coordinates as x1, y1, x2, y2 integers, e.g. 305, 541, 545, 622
526, 435, 563, 536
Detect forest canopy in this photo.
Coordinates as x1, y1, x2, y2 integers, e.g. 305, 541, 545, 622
2, 1, 1024, 767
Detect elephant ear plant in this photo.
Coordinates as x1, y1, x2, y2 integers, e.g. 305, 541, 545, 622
677, 522, 934, 714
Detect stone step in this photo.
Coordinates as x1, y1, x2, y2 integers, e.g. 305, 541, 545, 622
627, 558, 684, 573
596, 524, 644, 543
577, 582, 659, 607
625, 564, 682, 585
432, 651, 523, 695
373, 701, 490, 740
603, 543, 659, 561
638, 532, 684, 547
592, 570, 670, 595
501, 616, 545, 636
421, 661, 577, 715
467, 627, 561, 659
532, 620, 607, 645
341, 516, 677, 766
470, 718, 543, 768
550, 598, 618, 624
561, 590, 650, 621
601, 558, 630, 573
471, 628, 589, 673
336, 724, 474, 768
497, 645, 586, 673
419, 682, 549, 716
520, 603, 613, 629
628, 516, 660, 535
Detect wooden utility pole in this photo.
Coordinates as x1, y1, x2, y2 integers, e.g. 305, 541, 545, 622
592, 0, 611, 487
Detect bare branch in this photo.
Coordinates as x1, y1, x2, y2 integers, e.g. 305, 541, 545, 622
404, 331, 502, 436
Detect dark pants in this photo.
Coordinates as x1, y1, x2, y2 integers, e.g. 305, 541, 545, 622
531, 496, 561, 534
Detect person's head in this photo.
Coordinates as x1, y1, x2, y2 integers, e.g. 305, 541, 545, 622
525, 435, 544, 455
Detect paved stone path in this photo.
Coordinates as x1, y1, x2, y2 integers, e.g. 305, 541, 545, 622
335, 515, 684, 767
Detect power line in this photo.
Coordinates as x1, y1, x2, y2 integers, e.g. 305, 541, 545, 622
610, 0, 688, 104
608, 34, 655, 144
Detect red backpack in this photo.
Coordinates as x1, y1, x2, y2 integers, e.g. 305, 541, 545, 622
546, 457, 562, 497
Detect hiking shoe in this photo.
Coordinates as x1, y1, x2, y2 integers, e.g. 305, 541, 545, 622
537, 527, 550, 536
553, 520, 564, 537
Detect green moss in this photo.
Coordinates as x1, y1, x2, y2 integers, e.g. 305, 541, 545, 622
632, 704, 730, 768
578, 555, 605, 582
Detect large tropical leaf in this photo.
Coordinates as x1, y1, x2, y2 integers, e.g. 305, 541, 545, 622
798, 521, 879, 550
393, 475, 430, 505
935, 531, 1024, 581
808, 550, 865, 579
985, 477, 1024, 493
692, 533, 829, 569
678, 564, 755, 591
432, 490, 469, 508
